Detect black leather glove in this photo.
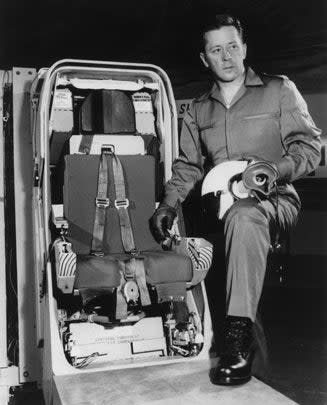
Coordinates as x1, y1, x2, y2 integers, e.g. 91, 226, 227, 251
242, 160, 279, 196
149, 203, 177, 243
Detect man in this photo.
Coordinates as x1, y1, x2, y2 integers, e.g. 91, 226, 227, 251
150, 14, 321, 385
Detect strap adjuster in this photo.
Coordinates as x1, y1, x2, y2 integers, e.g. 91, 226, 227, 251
96, 197, 110, 208
115, 198, 129, 209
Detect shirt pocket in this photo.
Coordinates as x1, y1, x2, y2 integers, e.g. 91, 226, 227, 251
241, 111, 280, 137
238, 111, 282, 159
242, 111, 280, 121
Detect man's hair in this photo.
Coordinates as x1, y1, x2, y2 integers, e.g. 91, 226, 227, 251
200, 14, 245, 50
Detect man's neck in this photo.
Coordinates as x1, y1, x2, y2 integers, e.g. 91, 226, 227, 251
218, 69, 246, 91
218, 70, 246, 106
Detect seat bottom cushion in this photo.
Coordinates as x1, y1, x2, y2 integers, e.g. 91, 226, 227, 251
74, 250, 193, 290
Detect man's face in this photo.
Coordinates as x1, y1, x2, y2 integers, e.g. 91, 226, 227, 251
200, 26, 247, 83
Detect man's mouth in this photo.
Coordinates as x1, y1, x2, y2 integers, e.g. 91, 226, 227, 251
223, 66, 234, 71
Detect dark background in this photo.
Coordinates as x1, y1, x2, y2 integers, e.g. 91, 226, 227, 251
1, 0, 327, 93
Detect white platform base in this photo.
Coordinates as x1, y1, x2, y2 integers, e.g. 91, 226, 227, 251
53, 359, 298, 405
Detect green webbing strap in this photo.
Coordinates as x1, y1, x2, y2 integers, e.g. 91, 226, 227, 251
91, 150, 110, 255
90, 151, 150, 317
111, 154, 136, 253
115, 257, 151, 319
116, 272, 128, 320
111, 156, 151, 306
79, 135, 94, 154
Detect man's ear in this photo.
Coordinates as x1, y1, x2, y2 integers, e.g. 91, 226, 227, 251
200, 52, 209, 68
242, 43, 247, 60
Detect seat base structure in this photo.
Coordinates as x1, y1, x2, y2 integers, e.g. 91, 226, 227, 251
42, 263, 214, 405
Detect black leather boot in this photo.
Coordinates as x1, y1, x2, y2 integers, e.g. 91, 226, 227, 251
211, 316, 255, 386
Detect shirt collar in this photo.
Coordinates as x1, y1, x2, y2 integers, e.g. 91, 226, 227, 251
244, 67, 264, 86
195, 67, 264, 102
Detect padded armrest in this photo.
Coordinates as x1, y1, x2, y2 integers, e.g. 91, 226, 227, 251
53, 238, 76, 294
52, 204, 69, 229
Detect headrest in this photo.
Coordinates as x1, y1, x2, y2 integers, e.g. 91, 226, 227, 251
80, 90, 136, 134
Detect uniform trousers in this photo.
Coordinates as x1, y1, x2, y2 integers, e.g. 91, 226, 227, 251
223, 195, 300, 322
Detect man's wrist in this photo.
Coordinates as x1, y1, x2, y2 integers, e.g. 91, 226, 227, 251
162, 191, 180, 209
275, 157, 293, 182
158, 202, 177, 212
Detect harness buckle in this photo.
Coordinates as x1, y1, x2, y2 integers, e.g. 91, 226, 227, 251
115, 198, 129, 209
96, 197, 110, 208
128, 248, 140, 256
91, 250, 105, 257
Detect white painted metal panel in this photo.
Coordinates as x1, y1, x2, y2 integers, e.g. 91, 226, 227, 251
0, 70, 8, 369
12, 67, 40, 383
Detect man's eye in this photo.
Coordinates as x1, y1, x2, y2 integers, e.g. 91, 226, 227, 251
230, 44, 239, 50
212, 48, 221, 53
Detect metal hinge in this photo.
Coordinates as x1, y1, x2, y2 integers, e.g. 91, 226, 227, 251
33, 162, 40, 187
33, 158, 44, 188
2, 112, 9, 123
31, 96, 39, 110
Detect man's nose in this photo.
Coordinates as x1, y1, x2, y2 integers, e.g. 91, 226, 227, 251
222, 49, 232, 60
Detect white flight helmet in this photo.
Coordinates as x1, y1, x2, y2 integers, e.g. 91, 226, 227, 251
201, 160, 250, 219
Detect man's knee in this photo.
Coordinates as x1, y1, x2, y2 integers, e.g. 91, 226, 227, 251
224, 198, 268, 228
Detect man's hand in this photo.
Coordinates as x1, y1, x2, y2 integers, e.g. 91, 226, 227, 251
242, 160, 279, 196
149, 203, 177, 242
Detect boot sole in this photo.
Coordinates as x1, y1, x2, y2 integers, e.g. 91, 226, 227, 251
211, 375, 252, 386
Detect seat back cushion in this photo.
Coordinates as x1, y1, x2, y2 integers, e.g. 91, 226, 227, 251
64, 154, 161, 255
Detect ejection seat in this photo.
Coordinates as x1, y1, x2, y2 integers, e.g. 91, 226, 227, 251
49, 84, 211, 365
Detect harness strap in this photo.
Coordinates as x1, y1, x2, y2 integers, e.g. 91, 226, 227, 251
126, 258, 151, 306
91, 150, 110, 255
78, 134, 94, 154
91, 151, 150, 317
115, 257, 151, 319
111, 154, 136, 253
116, 272, 128, 320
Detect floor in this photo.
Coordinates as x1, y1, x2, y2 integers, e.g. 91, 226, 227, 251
9, 284, 327, 405
53, 361, 296, 405
259, 285, 327, 405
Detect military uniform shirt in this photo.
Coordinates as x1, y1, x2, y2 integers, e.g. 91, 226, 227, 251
163, 67, 322, 207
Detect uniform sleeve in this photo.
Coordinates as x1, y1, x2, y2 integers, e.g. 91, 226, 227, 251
162, 102, 205, 207
276, 78, 322, 182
